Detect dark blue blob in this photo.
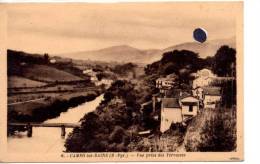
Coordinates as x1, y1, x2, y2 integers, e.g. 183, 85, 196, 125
193, 28, 207, 43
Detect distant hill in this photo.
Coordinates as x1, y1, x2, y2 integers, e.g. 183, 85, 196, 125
162, 37, 236, 59
60, 45, 161, 64
7, 50, 84, 85
59, 37, 235, 64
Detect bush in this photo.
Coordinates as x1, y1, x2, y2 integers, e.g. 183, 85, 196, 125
184, 108, 236, 152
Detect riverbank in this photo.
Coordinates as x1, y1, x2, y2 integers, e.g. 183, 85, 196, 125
7, 94, 105, 154
8, 89, 102, 135
64, 80, 158, 152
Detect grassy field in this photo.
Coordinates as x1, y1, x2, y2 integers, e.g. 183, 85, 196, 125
22, 64, 83, 82
8, 76, 47, 88
8, 83, 92, 93
7, 50, 104, 127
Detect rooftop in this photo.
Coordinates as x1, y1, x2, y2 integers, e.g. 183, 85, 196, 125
162, 98, 180, 108
203, 87, 222, 95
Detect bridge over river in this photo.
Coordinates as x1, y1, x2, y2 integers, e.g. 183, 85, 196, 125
7, 94, 104, 153
8, 122, 81, 137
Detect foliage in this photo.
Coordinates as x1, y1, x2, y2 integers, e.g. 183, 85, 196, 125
65, 80, 145, 152
7, 49, 88, 81
144, 50, 206, 86
184, 108, 236, 152
212, 46, 236, 77
211, 79, 236, 108
96, 72, 116, 81
64, 45, 238, 152
149, 50, 204, 76
43, 53, 49, 63
111, 62, 137, 77
128, 124, 186, 152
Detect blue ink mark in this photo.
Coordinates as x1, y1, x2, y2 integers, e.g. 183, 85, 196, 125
193, 28, 207, 43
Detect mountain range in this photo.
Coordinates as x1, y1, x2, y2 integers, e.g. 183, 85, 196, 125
59, 37, 236, 64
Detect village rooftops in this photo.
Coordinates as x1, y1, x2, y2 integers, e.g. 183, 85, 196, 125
162, 98, 180, 108
164, 89, 192, 99
179, 92, 192, 99
202, 87, 222, 96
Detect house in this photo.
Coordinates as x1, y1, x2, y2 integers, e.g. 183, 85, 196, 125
49, 59, 56, 64
83, 69, 93, 74
180, 96, 200, 121
160, 98, 182, 133
203, 87, 222, 109
90, 75, 98, 82
156, 77, 175, 89
160, 96, 200, 132
156, 77, 176, 95
83, 69, 97, 78
192, 86, 222, 108
192, 68, 216, 88
100, 79, 113, 86
95, 79, 113, 87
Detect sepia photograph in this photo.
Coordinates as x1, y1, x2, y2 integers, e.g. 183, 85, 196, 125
0, 1, 243, 162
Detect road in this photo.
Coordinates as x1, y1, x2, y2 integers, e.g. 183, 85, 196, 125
8, 98, 45, 106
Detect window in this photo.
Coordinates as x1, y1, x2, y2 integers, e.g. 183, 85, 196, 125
189, 105, 193, 112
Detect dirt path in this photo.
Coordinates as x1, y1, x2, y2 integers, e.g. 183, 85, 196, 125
7, 98, 45, 106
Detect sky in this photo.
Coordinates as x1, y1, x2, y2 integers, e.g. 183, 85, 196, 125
7, 2, 238, 55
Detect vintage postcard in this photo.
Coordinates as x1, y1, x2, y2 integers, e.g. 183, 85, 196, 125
0, 1, 243, 162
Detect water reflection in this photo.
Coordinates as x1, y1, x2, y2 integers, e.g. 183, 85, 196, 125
7, 94, 103, 154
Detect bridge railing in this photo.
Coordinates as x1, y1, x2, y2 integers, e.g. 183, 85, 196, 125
8, 122, 80, 138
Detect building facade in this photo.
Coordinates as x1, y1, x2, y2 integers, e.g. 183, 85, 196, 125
192, 68, 216, 88
160, 96, 200, 133
203, 87, 222, 109
160, 98, 182, 133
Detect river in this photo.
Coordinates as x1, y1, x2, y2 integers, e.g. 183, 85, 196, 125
7, 94, 104, 154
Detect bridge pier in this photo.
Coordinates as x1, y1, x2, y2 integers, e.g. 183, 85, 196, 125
26, 123, 32, 137
61, 125, 66, 138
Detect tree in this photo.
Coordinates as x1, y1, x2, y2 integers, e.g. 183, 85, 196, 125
112, 63, 137, 76
213, 46, 236, 77
144, 61, 160, 75
43, 53, 49, 63
145, 50, 203, 78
